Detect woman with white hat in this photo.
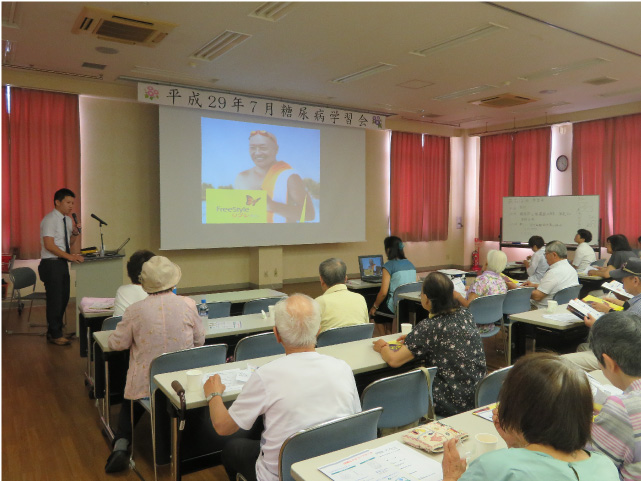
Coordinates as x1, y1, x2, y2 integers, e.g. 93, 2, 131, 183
105, 256, 205, 473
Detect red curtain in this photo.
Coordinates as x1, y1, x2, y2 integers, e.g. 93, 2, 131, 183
390, 131, 450, 242
513, 128, 551, 196
612, 114, 641, 243
2, 88, 10, 253
478, 133, 513, 241
5, 88, 81, 259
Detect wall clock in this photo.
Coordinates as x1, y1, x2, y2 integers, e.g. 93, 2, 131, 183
556, 155, 569, 172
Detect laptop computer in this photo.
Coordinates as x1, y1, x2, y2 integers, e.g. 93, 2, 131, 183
358, 254, 384, 283
105, 237, 130, 256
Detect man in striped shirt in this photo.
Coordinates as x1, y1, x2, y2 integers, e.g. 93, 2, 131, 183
588, 311, 641, 481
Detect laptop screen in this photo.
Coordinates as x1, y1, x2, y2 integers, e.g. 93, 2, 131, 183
358, 255, 384, 279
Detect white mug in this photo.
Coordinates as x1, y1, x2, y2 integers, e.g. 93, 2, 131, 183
268, 305, 275, 323
401, 323, 412, 335
186, 369, 203, 392
474, 432, 498, 456
547, 300, 558, 313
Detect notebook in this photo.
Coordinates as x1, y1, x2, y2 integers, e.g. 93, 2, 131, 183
104, 237, 130, 256
358, 255, 384, 283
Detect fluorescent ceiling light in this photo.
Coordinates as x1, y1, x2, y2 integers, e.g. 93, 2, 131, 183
410, 23, 507, 57
191, 31, 252, 61
509, 101, 570, 113
518, 58, 609, 81
599, 86, 641, 97
248, 2, 295, 22
433, 84, 496, 101
332, 63, 395, 84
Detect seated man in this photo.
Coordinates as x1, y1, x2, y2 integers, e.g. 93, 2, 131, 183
204, 294, 361, 481
315, 258, 369, 333
587, 311, 641, 481
523, 240, 579, 309
564, 258, 641, 372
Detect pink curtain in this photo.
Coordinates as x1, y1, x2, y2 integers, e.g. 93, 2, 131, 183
513, 128, 551, 196
6, 88, 81, 259
2, 88, 10, 253
612, 114, 641, 243
390, 132, 450, 242
478, 133, 513, 241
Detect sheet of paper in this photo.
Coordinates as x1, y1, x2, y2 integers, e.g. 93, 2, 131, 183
208, 320, 242, 331
452, 278, 467, 297
472, 404, 497, 422
542, 312, 581, 323
318, 441, 442, 481
587, 374, 623, 406
202, 365, 255, 391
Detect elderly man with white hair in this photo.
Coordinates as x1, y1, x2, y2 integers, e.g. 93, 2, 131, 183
204, 294, 361, 481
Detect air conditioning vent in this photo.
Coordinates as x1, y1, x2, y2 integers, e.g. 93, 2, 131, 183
584, 76, 618, 86
72, 6, 176, 47
469, 93, 538, 108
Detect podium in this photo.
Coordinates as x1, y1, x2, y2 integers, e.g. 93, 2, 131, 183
71, 255, 124, 335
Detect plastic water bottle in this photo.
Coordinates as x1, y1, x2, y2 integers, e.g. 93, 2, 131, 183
198, 299, 209, 319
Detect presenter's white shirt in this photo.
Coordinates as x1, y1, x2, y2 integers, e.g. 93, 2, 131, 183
572, 242, 597, 272
228, 352, 361, 481
527, 248, 549, 283
533, 259, 579, 309
40, 208, 73, 259
113, 284, 148, 317
316, 284, 369, 333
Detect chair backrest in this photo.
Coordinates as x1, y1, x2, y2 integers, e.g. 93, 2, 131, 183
207, 301, 232, 319
316, 323, 375, 348
149, 344, 227, 394
242, 297, 281, 315
392, 281, 422, 311
361, 367, 437, 429
279, 407, 383, 481
502, 287, 535, 316
468, 293, 506, 325
475, 365, 513, 407
234, 332, 284, 361
101, 316, 123, 331
553, 284, 582, 304
9, 267, 37, 292
590, 259, 606, 267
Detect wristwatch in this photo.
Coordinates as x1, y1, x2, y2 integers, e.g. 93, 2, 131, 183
206, 391, 223, 403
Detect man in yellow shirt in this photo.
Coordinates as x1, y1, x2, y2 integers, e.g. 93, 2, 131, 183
315, 258, 369, 333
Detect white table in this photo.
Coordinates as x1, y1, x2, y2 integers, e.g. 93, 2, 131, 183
187, 288, 286, 305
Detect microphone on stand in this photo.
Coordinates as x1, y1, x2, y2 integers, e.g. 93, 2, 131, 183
91, 213, 108, 226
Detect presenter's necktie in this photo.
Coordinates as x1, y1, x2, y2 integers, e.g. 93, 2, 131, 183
63, 217, 70, 254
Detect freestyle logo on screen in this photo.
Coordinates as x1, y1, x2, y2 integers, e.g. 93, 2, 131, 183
206, 189, 267, 223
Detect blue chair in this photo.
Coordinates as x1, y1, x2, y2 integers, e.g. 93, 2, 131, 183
553, 285, 581, 305
361, 367, 437, 430
316, 323, 374, 348
375, 281, 422, 333
468, 293, 506, 338
207, 301, 232, 319
136, 344, 228, 480
234, 332, 284, 361
5, 266, 48, 335
101, 316, 122, 331
502, 287, 534, 365
279, 407, 383, 481
242, 297, 281, 315
475, 365, 512, 407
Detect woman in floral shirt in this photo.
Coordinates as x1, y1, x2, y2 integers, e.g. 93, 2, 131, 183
455, 249, 507, 308
373, 272, 487, 416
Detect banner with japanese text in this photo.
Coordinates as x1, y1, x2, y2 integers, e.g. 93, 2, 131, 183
138, 83, 385, 130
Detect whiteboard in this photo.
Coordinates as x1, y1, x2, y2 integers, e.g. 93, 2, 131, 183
502, 195, 600, 246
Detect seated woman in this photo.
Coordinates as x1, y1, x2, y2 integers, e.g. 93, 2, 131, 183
373, 272, 486, 416
113, 249, 155, 317
441, 353, 619, 481
455, 249, 507, 308
104, 256, 205, 473
369, 236, 416, 336
589, 234, 636, 279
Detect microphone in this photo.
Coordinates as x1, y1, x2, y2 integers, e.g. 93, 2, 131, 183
91, 213, 108, 226
72, 213, 81, 234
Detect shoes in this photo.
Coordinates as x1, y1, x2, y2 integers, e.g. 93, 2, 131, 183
47, 336, 71, 346
105, 449, 130, 473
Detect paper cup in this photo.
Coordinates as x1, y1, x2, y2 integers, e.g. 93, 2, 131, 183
474, 433, 498, 456
547, 300, 558, 313
401, 323, 412, 335
268, 305, 275, 323
186, 369, 203, 392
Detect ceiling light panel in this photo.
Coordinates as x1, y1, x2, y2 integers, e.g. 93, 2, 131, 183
191, 31, 252, 61
331, 63, 395, 84
397, 80, 434, 89
248, 2, 295, 22
410, 23, 507, 57
518, 58, 610, 81
433, 84, 496, 101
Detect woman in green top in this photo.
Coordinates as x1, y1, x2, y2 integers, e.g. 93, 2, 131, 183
442, 353, 619, 481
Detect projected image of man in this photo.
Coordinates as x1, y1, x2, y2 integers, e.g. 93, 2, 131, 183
234, 130, 315, 223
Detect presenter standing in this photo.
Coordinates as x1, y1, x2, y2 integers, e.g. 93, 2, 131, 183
38, 188, 84, 346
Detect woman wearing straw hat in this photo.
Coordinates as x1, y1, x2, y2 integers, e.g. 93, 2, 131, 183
105, 256, 205, 473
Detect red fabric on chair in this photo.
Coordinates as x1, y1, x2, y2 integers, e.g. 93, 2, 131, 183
5, 88, 81, 259
478, 133, 513, 241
